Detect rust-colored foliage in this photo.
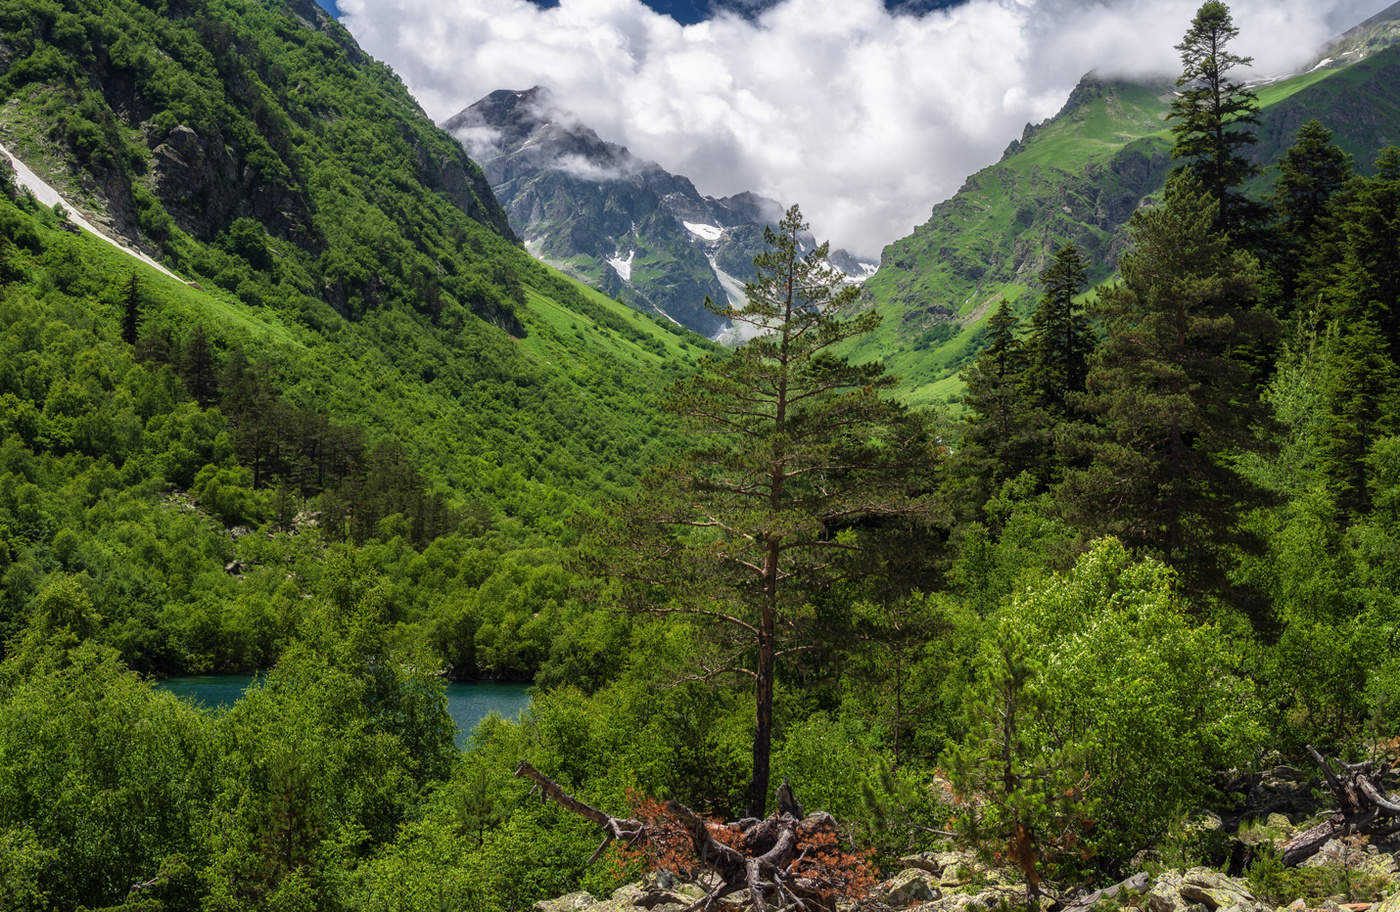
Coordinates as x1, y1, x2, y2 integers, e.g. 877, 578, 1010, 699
789, 816, 879, 902
617, 791, 878, 903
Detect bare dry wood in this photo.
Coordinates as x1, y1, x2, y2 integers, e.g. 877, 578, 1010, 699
1281, 746, 1400, 866
515, 763, 873, 912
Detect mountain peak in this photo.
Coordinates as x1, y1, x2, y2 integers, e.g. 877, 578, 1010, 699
1311, 1, 1400, 70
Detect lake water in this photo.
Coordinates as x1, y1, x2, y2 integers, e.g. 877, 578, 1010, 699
157, 675, 532, 748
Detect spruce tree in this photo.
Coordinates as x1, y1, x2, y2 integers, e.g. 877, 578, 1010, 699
181, 325, 219, 407
1168, 1, 1260, 235
1025, 244, 1093, 417
1331, 150, 1400, 354
953, 301, 1037, 507
1273, 121, 1352, 244
606, 205, 936, 817
1064, 174, 1276, 594
1268, 121, 1352, 316
1316, 319, 1398, 517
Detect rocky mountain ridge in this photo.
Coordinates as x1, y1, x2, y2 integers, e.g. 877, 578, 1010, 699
444, 87, 876, 339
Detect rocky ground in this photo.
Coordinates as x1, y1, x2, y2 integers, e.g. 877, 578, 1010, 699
534, 763, 1400, 912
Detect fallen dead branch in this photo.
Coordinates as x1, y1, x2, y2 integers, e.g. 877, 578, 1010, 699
515, 761, 875, 911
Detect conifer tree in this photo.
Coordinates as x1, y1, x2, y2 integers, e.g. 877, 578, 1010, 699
1268, 121, 1352, 315
180, 325, 219, 407
1064, 174, 1276, 594
606, 205, 936, 818
1168, 1, 1260, 235
1025, 244, 1092, 417
1316, 319, 1398, 517
953, 301, 1037, 507
1273, 121, 1352, 244
1328, 149, 1400, 354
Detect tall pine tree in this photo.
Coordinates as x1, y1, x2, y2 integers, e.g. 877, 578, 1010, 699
605, 205, 937, 817
1168, 1, 1260, 235
1064, 173, 1276, 595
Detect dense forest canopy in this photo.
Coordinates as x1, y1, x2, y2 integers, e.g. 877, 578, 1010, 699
0, 1, 1399, 911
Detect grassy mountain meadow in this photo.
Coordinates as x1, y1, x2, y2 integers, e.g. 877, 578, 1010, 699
853, 26, 1400, 406
3, 1, 1400, 911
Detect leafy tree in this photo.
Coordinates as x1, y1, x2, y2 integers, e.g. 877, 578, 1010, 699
121, 272, 141, 346
1168, 1, 1261, 234
948, 628, 1087, 909
1065, 174, 1276, 596
608, 204, 935, 817
950, 540, 1262, 879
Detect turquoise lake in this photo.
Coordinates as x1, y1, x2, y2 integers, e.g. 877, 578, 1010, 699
158, 675, 532, 748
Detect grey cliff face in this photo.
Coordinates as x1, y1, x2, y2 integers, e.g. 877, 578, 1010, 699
443, 87, 875, 339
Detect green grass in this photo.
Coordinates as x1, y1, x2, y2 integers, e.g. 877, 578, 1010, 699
852, 49, 1397, 407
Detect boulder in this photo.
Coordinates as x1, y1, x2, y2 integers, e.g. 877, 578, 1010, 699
1066, 872, 1152, 912
534, 891, 596, 912
1175, 868, 1267, 912
1376, 891, 1400, 912
1148, 870, 1188, 912
871, 869, 941, 907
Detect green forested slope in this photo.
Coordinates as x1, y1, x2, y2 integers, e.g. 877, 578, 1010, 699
0, 0, 713, 680
853, 41, 1400, 406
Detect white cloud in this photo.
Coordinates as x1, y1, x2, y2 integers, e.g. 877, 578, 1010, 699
339, 0, 1386, 258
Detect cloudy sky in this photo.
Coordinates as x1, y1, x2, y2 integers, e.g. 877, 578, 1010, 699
334, 0, 1387, 257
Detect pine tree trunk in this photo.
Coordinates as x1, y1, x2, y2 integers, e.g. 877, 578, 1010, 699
748, 555, 778, 818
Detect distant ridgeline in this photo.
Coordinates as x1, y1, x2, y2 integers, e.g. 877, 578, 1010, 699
0, 0, 714, 679
444, 87, 877, 340
850, 10, 1400, 407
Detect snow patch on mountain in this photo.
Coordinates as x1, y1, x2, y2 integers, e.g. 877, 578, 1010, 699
844, 262, 879, 283
1, 141, 183, 283
684, 221, 724, 241
607, 249, 635, 282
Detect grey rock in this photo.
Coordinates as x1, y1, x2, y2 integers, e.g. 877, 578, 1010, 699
533, 891, 597, 912
442, 87, 877, 339
871, 869, 940, 907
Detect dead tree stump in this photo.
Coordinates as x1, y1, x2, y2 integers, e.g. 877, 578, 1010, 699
1281, 746, 1400, 866
515, 761, 874, 911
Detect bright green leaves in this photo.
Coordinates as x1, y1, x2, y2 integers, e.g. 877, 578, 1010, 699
948, 540, 1262, 881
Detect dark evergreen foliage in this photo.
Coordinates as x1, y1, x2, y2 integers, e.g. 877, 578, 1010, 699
1168, 1, 1262, 234
951, 301, 1037, 508
1064, 173, 1277, 594
606, 205, 938, 818
1025, 243, 1093, 418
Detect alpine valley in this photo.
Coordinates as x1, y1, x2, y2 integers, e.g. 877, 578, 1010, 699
4, 1, 1400, 912
443, 86, 877, 339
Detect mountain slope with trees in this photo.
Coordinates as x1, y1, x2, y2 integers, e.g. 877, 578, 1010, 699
851, 16, 1400, 406
0, 0, 717, 685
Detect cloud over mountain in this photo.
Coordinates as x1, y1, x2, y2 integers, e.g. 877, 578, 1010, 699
339, 0, 1386, 257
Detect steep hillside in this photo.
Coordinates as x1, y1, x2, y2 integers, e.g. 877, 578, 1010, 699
444, 87, 876, 340
854, 33, 1400, 407
0, 0, 714, 679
